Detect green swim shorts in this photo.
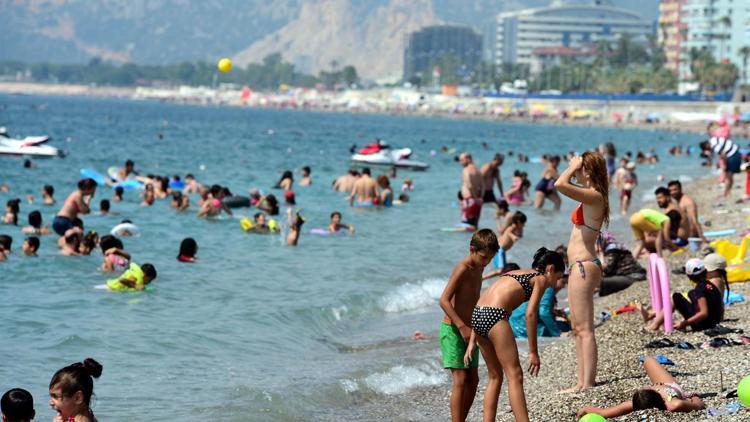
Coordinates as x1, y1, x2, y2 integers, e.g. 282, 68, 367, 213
440, 322, 479, 369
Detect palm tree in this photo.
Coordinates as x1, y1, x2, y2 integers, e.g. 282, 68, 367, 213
740, 46, 750, 85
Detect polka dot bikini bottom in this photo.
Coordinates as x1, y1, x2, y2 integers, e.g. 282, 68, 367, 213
471, 305, 510, 337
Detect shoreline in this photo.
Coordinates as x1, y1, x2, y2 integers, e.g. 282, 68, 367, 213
2, 82, 749, 140
358, 175, 750, 421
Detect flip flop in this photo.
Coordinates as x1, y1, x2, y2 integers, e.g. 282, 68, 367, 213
645, 338, 675, 348
704, 325, 744, 337
707, 337, 741, 348
639, 355, 675, 365
676, 342, 695, 350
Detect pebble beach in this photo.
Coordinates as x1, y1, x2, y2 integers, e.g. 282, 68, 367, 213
361, 176, 750, 421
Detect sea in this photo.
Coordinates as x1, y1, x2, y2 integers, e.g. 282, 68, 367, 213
0, 94, 708, 420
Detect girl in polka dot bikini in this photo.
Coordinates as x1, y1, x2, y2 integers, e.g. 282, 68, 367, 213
464, 247, 565, 422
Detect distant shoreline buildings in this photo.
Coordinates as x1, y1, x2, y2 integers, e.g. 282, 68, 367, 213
402, 25, 483, 82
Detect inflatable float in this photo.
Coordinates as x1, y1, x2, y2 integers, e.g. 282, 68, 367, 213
441, 223, 476, 232
648, 253, 673, 333
711, 235, 750, 282
80, 168, 107, 185
111, 222, 141, 237
239, 217, 279, 233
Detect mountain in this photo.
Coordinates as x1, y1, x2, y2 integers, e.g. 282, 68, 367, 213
0, 0, 659, 80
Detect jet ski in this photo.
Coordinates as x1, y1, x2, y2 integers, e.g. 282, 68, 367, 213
351, 141, 429, 170
0, 128, 64, 158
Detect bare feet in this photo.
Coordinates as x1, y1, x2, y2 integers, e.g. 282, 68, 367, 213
636, 302, 651, 323
558, 384, 583, 394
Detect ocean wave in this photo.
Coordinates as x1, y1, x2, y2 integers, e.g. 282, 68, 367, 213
379, 278, 445, 313
364, 362, 446, 395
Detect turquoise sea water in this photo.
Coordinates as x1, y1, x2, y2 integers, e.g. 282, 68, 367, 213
0, 95, 706, 420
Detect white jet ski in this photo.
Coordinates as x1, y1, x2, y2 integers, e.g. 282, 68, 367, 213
0, 132, 64, 158
351, 142, 429, 170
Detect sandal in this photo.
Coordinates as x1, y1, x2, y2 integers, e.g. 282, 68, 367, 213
703, 325, 744, 337
676, 342, 695, 350
645, 338, 675, 348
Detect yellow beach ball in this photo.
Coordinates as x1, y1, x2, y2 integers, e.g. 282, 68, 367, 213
217, 58, 233, 73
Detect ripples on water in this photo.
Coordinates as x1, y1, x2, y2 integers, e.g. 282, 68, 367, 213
0, 94, 704, 420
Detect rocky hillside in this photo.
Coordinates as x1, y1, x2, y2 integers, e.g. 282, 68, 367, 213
1, 0, 658, 80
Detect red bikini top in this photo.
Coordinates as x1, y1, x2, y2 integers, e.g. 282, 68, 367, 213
571, 204, 601, 232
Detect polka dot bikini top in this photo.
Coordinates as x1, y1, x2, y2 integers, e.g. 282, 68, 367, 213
506, 272, 540, 301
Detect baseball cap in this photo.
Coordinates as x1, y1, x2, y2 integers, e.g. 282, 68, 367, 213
703, 253, 727, 271
684, 258, 705, 276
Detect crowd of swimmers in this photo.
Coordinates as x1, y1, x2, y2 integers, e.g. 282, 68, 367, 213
440, 127, 748, 420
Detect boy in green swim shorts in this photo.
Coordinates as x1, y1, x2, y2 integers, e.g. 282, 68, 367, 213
439, 229, 498, 422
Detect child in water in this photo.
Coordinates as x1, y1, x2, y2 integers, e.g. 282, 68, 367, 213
3, 199, 21, 225
464, 248, 565, 421
177, 238, 198, 262
141, 183, 155, 206
42, 184, 56, 205
438, 229, 499, 422
22, 236, 40, 256
112, 186, 123, 203
107, 262, 157, 291
329, 211, 355, 234
22, 210, 50, 235
577, 357, 704, 418
1, 388, 35, 422
48, 358, 102, 422
286, 208, 305, 246
484, 211, 527, 277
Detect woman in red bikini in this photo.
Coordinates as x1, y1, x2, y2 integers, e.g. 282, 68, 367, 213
554, 152, 609, 392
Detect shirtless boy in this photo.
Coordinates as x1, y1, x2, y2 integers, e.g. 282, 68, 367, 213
349, 168, 379, 207
439, 229, 499, 422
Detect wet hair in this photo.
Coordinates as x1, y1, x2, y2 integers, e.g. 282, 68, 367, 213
264, 194, 279, 215
497, 199, 509, 212
71, 218, 83, 229
79, 237, 95, 254
377, 175, 391, 188
23, 159, 32, 168
186, 173, 194, 180
100, 199, 110, 212
1, 388, 34, 422
330, 211, 342, 219
43, 185, 54, 196
654, 186, 670, 196
64, 233, 79, 246
6, 199, 20, 224
26, 236, 40, 252
172, 191, 183, 202
511, 211, 527, 225
276, 170, 293, 187
302, 166, 311, 174
99, 235, 119, 253
581, 151, 610, 227
27, 210, 42, 229
632, 388, 667, 411
504, 263, 521, 272
125, 159, 134, 168
178, 238, 197, 259
667, 180, 682, 189
209, 184, 222, 197
78, 178, 97, 191
493, 153, 504, 162
114, 186, 124, 196
0, 234, 13, 251
531, 247, 565, 273
362, 167, 371, 176
470, 229, 499, 254
159, 177, 169, 193
49, 358, 102, 406
398, 193, 410, 202
141, 263, 157, 280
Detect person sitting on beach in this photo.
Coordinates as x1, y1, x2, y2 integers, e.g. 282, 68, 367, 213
630, 207, 680, 258
1, 388, 35, 422
332, 169, 359, 193
704, 253, 729, 299
464, 247, 565, 421
638, 258, 724, 331
53, 178, 96, 236
177, 238, 198, 262
349, 168, 379, 207
509, 264, 569, 339
299, 166, 312, 186
377, 175, 393, 207
329, 211, 354, 234
458, 153, 484, 227
3, 199, 20, 225
504, 171, 529, 206
481, 153, 504, 206
22, 236, 39, 257
48, 358, 102, 422
275, 170, 294, 191
171, 191, 190, 211
577, 357, 704, 419
655, 186, 687, 247
439, 229, 499, 422
21, 210, 49, 235
483, 211, 526, 277
667, 180, 706, 242
107, 262, 157, 291
533, 155, 561, 210
42, 184, 55, 205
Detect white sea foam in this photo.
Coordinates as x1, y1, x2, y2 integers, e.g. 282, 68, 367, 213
331, 305, 348, 321
364, 363, 446, 395
380, 278, 445, 313
340, 379, 359, 393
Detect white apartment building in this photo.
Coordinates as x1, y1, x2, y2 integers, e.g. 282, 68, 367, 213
496, 0, 653, 68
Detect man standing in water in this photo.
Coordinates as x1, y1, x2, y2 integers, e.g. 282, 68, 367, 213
459, 153, 484, 227
668, 180, 706, 241
349, 168, 379, 207
480, 153, 504, 207
333, 169, 359, 193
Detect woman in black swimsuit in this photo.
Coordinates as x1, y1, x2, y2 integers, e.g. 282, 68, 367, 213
464, 248, 565, 422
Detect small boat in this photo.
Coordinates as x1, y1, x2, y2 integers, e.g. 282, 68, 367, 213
351, 141, 428, 170
0, 130, 64, 158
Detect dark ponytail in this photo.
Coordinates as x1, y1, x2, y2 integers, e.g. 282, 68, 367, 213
49, 358, 103, 406
531, 247, 565, 273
